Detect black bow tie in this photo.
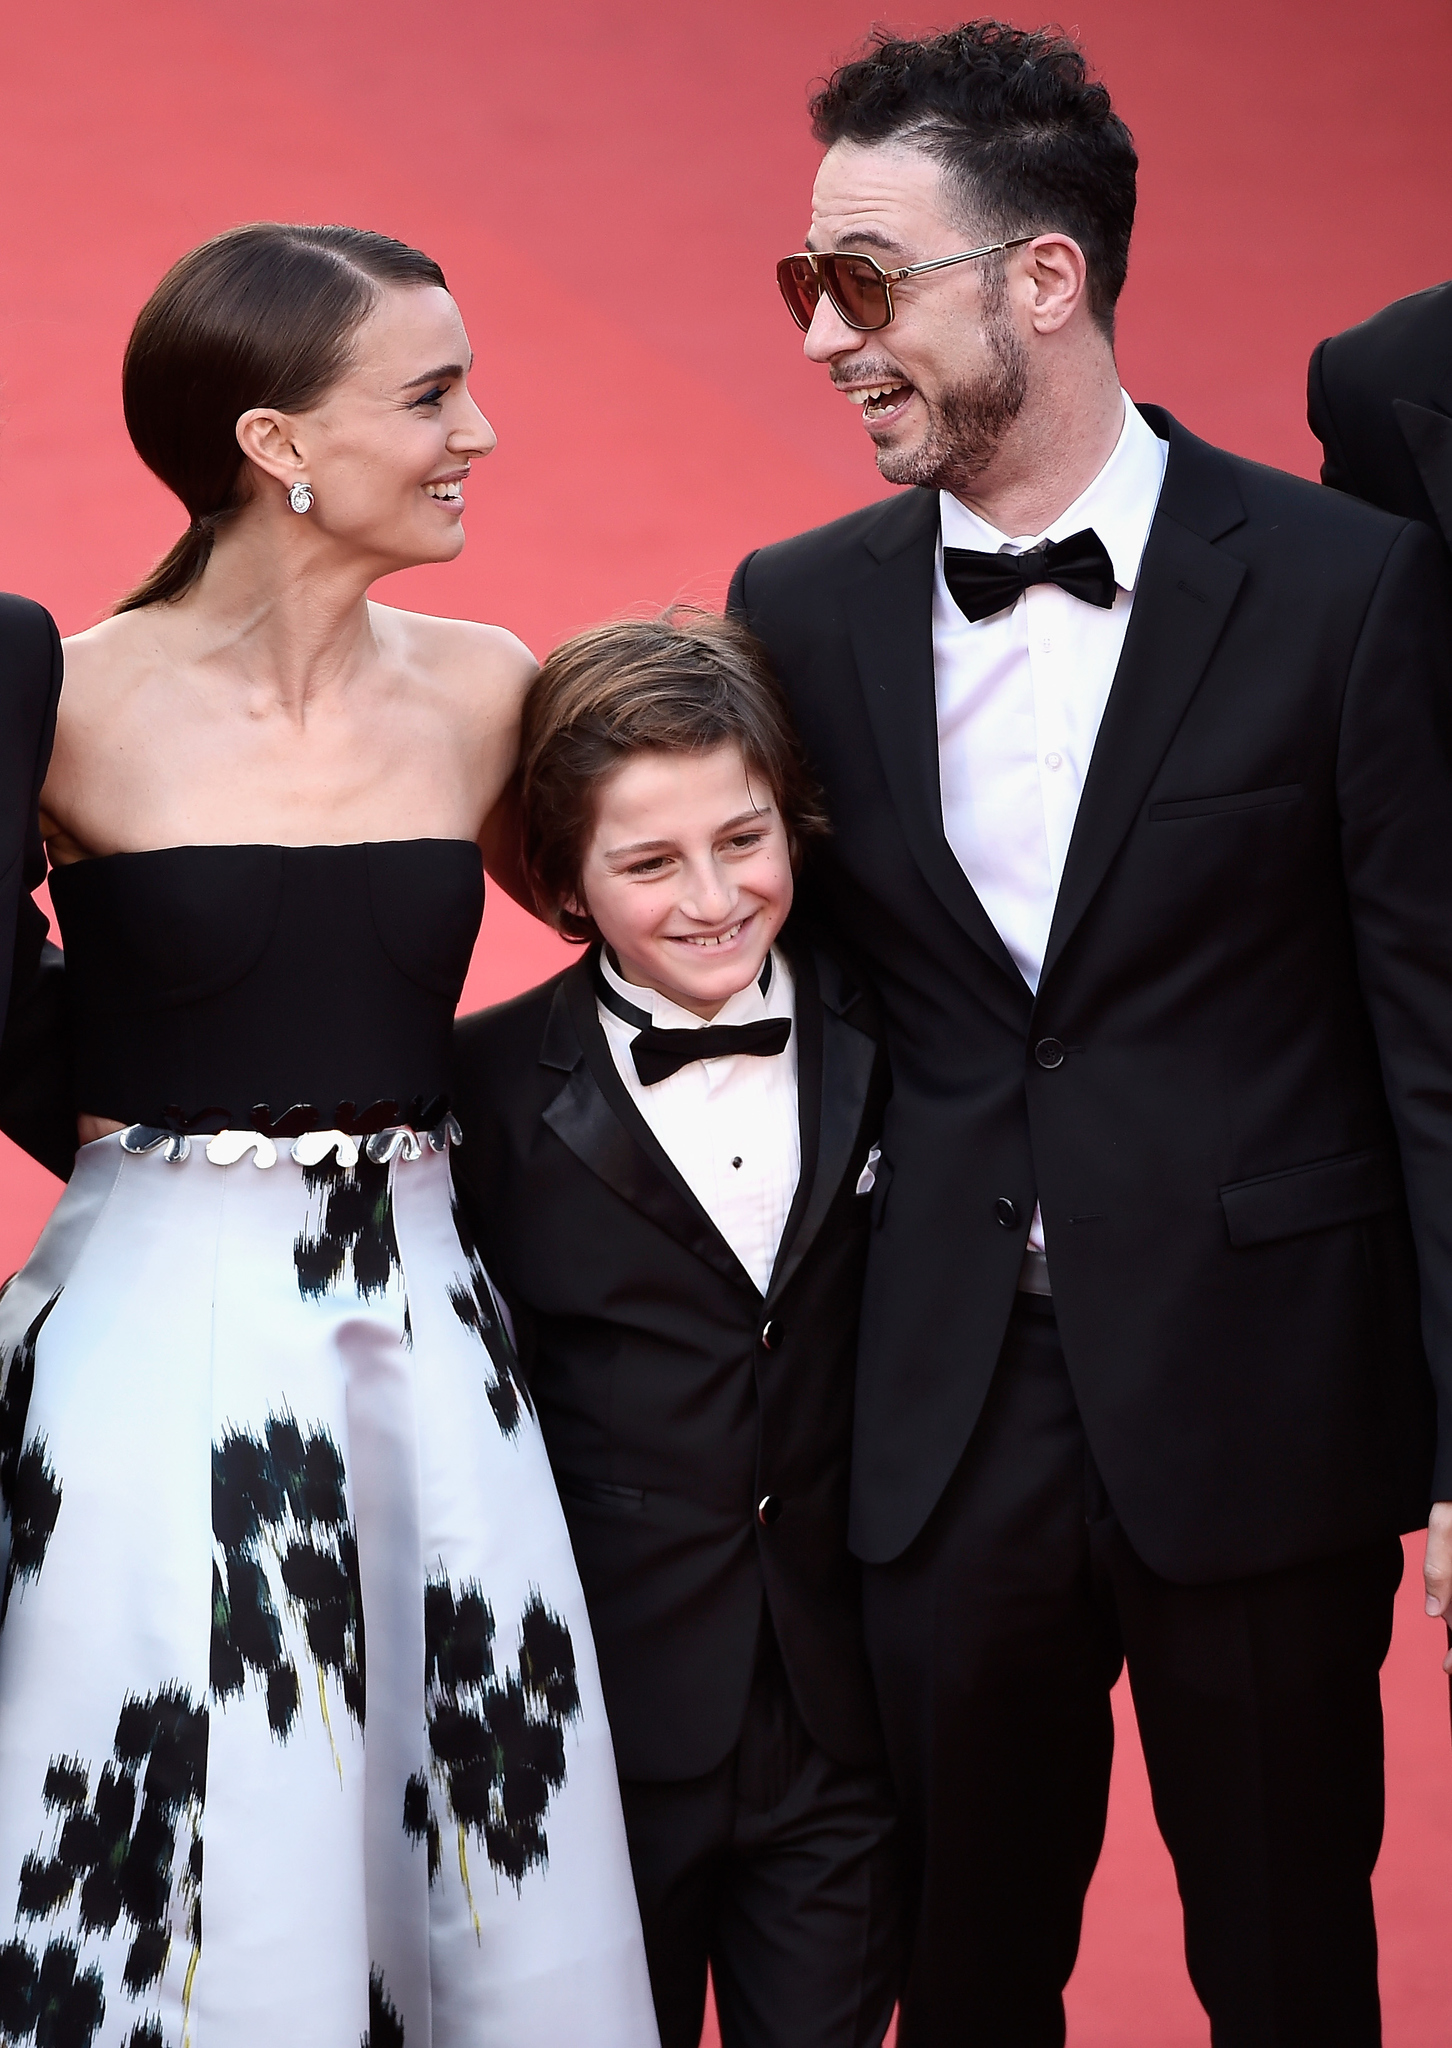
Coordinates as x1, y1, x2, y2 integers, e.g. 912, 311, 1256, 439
593, 951, 792, 1085
943, 526, 1117, 622
629, 1017, 792, 1086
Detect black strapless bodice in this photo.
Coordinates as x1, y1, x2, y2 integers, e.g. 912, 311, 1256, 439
51, 840, 484, 1134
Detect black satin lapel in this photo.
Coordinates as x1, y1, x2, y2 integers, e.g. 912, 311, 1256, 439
764, 951, 823, 1294
767, 957, 877, 1302
1394, 399, 1452, 550
542, 970, 758, 1295
844, 500, 1024, 987
1040, 512, 1245, 988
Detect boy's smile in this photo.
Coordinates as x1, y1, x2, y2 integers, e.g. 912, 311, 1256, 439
572, 743, 794, 1019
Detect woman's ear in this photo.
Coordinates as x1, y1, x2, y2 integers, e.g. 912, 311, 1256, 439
236, 407, 310, 492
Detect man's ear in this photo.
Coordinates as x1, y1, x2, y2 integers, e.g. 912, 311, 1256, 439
236, 407, 310, 491
1017, 232, 1090, 336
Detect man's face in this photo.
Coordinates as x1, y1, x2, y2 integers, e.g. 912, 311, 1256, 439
802, 139, 1029, 495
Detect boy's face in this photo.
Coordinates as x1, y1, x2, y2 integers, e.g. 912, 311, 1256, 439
574, 742, 794, 1020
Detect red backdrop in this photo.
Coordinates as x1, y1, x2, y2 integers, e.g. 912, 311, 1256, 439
1, 4, 1451, 2039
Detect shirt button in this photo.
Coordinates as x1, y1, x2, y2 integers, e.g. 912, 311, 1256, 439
760, 1320, 782, 1350
1041, 636, 1052, 651
1044, 751, 1062, 771
1035, 1038, 1066, 1069
995, 1196, 1019, 1229
757, 1495, 783, 1526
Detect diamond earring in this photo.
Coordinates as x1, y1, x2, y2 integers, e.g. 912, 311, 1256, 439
288, 482, 314, 514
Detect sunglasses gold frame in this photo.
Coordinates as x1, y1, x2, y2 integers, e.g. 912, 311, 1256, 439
776, 235, 1037, 333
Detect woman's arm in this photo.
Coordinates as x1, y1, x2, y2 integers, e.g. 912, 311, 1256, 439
477, 769, 535, 911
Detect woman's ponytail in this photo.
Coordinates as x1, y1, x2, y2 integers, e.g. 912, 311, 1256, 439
115, 517, 225, 615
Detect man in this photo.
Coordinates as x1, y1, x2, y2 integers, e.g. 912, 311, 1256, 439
729, 22, 1452, 2046
1310, 281, 1452, 562
1309, 283, 1452, 1720
0, 593, 68, 1178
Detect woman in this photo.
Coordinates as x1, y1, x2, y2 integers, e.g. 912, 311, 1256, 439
0, 224, 658, 2047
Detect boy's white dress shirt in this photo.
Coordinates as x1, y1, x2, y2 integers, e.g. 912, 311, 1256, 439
596, 945, 800, 1297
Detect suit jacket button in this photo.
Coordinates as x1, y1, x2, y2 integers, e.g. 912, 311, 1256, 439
760, 1319, 781, 1350
1035, 1038, 1066, 1069
995, 1196, 1019, 1229
757, 1494, 782, 1526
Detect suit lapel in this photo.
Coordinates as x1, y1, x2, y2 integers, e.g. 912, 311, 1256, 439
1039, 409, 1248, 989
764, 934, 821, 1291
844, 491, 1027, 992
540, 963, 758, 1295
1393, 398, 1452, 550
767, 943, 877, 1302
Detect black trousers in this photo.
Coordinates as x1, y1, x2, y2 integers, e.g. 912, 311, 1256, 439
863, 1294, 1403, 2048
618, 1619, 900, 2048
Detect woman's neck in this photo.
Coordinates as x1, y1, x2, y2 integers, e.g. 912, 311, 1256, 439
157, 512, 386, 718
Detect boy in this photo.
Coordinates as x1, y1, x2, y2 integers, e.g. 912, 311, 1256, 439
450, 613, 898, 2048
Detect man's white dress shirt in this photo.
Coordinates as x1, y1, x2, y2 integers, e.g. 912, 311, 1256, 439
597, 946, 800, 1296
933, 391, 1168, 1253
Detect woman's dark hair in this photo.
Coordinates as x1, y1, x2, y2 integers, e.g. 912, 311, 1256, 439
521, 609, 829, 944
116, 222, 448, 613
810, 22, 1137, 336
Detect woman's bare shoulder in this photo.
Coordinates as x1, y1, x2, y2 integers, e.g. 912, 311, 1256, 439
57, 611, 163, 717
62, 609, 162, 656
373, 603, 536, 700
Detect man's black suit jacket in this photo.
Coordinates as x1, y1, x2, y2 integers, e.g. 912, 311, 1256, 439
730, 405, 1452, 1584
0, 594, 68, 1178
449, 935, 887, 1783
1309, 279, 1452, 557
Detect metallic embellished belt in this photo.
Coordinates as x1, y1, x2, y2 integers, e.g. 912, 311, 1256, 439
118, 1114, 463, 1169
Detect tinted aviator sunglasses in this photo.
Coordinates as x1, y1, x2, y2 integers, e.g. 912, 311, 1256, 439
776, 236, 1036, 334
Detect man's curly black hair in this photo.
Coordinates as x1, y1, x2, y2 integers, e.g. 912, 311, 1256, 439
810, 22, 1137, 337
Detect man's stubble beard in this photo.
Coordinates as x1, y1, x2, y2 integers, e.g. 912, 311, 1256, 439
876, 276, 1029, 495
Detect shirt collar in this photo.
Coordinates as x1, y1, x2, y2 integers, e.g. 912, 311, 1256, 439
597, 943, 788, 1032
938, 390, 1168, 597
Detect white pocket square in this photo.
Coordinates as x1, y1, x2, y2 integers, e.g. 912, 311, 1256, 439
855, 1143, 882, 1196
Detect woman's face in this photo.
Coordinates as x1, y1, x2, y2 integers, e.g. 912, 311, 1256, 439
574, 742, 794, 1020
261, 283, 495, 571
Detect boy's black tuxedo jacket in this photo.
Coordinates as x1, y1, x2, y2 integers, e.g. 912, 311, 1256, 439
450, 935, 888, 1783
729, 405, 1452, 1582
1309, 280, 1452, 559
0, 594, 69, 1178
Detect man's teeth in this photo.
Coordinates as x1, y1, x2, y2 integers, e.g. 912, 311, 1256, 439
681, 921, 744, 948
425, 481, 462, 499
850, 384, 907, 408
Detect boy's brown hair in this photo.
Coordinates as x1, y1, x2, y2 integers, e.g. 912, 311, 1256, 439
520, 609, 829, 944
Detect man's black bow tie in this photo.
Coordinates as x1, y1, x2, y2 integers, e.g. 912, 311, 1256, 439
629, 1018, 792, 1087
943, 526, 1118, 623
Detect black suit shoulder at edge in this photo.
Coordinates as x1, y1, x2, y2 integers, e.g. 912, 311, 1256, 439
1313, 279, 1452, 381
0, 589, 61, 659
1308, 282, 1452, 510
0, 593, 71, 1182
